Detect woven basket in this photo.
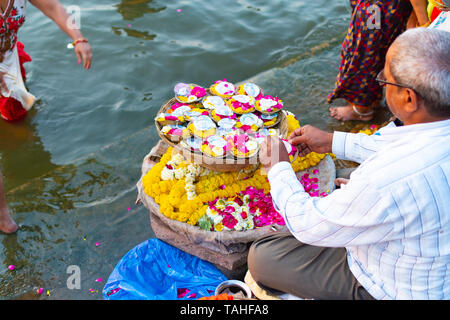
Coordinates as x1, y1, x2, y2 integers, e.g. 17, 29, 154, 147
155, 96, 289, 172
136, 140, 335, 258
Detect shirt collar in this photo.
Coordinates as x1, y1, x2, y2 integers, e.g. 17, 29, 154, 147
378, 118, 450, 137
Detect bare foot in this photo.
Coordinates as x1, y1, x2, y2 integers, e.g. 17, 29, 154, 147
0, 207, 18, 234
329, 105, 374, 121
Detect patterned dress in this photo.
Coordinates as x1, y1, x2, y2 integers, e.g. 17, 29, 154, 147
0, 0, 34, 122
327, 0, 412, 107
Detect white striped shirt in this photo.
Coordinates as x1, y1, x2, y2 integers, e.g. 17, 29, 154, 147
268, 119, 450, 300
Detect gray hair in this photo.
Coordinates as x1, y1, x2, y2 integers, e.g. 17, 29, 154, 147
389, 28, 450, 117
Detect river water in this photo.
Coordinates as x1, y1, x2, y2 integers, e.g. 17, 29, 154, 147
0, 0, 390, 299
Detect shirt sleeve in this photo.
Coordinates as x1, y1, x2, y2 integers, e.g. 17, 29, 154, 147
267, 161, 402, 247
332, 122, 397, 163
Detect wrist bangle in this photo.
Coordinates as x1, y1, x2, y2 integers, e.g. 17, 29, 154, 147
67, 38, 88, 49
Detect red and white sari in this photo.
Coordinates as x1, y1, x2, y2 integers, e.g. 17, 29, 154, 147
0, 0, 35, 122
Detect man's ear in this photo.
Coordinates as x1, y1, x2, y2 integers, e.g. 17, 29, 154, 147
403, 88, 419, 113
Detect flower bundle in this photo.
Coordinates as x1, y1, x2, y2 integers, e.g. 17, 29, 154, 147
210, 106, 238, 122
210, 79, 236, 99
184, 108, 210, 121
226, 132, 259, 158
201, 135, 233, 158
237, 83, 262, 99
155, 113, 185, 125
255, 96, 284, 114
255, 111, 279, 128
161, 125, 191, 142
234, 113, 263, 133
187, 115, 217, 139
175, 83, 207, 103
227, 95, 256, 114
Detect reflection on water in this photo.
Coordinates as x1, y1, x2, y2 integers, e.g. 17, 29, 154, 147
115, 0, 166, 20
112, 26, 156, 41
0, 108, 57, 192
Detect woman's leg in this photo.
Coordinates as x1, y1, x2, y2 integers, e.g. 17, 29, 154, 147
327, 0, 412, 121
248, 232, 374, 300
0, 170, 18, 234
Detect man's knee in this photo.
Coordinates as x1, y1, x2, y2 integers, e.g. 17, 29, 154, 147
248, 233, 292, 283
247, 235, 269, 279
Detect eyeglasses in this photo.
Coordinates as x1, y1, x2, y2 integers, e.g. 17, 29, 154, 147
375, 69, 414, 89
375, 69, 423, 99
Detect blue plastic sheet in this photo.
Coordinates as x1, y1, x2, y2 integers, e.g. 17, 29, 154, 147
102, 239, 227, 300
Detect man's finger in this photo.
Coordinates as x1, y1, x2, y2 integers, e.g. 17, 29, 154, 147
299, 147, 311, 157
288, 127, 302, 140
288, 135, 308, 146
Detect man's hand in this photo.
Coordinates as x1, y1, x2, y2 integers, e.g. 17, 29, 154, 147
259, 137, 290, 172
288, 125, 333, 157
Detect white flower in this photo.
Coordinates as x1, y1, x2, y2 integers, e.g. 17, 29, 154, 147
161, 168, 174, 181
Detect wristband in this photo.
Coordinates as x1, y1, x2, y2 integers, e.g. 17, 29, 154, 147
67, 38, 88, 49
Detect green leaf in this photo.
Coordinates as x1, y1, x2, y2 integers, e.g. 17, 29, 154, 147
198, 215, 213, 231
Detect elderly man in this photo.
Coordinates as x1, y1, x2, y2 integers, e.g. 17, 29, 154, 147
250, 28, 450, 300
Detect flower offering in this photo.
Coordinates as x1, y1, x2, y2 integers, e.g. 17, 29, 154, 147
161, 124, 190, 142
255, 96, 284, 114
180, 136, 204, 152
235, 113, 263, 133
175, 83, 207, 103
155, 112, 185, 126
202, 95, 226, 110
227, 95, 256, 114
254, 128, 280, 143
210, 79, 236, 99
210, 105, 237, 122
217, 118, 236, 136
255, 111, 279, 128
227, 132, 259, 158
237, 83, 262, 99
188, 115, 217, 138
201, 135, 232, 158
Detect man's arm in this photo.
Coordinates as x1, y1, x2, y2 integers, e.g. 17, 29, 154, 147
289, 122, 397, 164
267, 162, 400, 247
